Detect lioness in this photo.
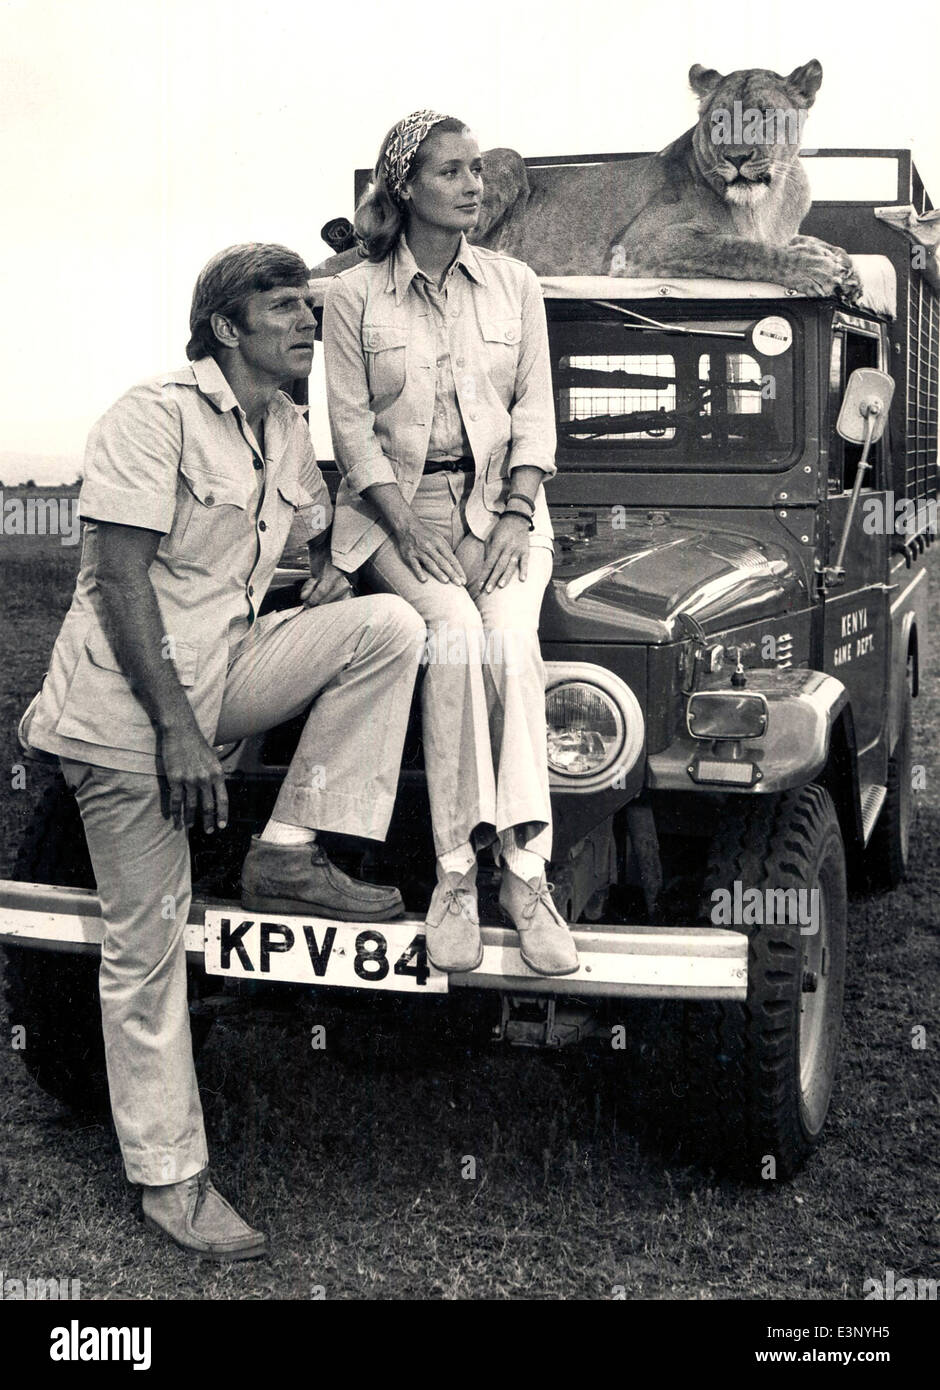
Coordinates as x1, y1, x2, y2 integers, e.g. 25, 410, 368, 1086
473, 60, 861, 300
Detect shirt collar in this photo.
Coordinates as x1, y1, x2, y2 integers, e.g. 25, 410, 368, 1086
388, 232, 487, 304
185, 355, 297, 428
189, 355, 242, 413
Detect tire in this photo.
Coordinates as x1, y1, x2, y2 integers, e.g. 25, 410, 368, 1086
3, 773, 211, 1114
866, 658, 914, 891
680, 785, 847, 1179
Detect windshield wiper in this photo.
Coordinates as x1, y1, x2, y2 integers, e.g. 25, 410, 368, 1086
590, 301, 747, 339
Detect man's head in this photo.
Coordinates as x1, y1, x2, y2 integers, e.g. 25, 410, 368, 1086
186, 243, 315, 381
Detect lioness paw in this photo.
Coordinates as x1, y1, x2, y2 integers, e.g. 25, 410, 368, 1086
782, 238, 861, 302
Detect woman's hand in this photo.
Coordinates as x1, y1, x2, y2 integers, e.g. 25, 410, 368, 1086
474, 512, 530, 596
393, 510, 466, 586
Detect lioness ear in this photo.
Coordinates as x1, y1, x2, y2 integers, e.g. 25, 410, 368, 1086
786, 59, 823, 106
689, 64, 723, 100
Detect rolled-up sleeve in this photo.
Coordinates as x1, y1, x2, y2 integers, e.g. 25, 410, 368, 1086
508, 267, 557, 478
322, 275, 399, 494
79, 381, 182, 532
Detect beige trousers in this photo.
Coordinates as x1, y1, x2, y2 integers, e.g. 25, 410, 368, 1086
364, 471, 554, 860
60, 593, 424, 1186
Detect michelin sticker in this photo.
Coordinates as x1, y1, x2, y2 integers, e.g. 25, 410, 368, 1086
752, 316, 792, 356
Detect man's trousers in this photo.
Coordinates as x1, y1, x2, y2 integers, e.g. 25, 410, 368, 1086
60, 594, 424, 1186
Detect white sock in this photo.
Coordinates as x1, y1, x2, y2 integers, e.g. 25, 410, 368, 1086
260, 819, 317, 846
437, 842, 476, 879
500, 833, 545, 885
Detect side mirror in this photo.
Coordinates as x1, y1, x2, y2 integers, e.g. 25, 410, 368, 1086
836, 368, 895, 445
826, 368, 896, 587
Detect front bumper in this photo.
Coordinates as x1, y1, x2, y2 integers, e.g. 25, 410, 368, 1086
0, 880, 746, 1001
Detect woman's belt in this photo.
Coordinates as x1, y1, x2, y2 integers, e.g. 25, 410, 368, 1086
422, 456, 475, 475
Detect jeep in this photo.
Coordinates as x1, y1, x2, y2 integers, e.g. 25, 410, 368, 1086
2, 147, 936, 1177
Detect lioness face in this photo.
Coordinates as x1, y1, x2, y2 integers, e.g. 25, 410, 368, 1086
689, 61, 823, 206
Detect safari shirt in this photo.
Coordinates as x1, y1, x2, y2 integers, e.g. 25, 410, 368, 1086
323, 235, 556, 572
26, 356, 331, 775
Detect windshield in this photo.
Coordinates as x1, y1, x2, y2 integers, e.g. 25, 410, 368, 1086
548, 310, 797, 470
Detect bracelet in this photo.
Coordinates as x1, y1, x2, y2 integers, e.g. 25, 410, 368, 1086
506, 491, 535, 513
502, 506, 535, 530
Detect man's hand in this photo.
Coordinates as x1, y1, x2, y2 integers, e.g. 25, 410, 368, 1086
300, 560, 351, 607
474, 513, 530, 596
158, 721, 229, 833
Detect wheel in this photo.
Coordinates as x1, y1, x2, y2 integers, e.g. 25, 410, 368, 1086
680, 785, 847, 1179
866, 657, 914, 891
3, 773, 211, 1114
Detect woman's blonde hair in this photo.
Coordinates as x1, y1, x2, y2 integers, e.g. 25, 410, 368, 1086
354, 114, 470, 263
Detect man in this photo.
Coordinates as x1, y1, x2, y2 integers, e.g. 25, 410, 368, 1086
20, 243, 426, 1260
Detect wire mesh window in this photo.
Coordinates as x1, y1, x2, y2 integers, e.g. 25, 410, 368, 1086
550, 315, 795, 468
560, 353, 676, 440
906, 276, 939, 503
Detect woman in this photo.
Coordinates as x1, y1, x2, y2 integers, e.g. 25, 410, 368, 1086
322, 110, 578, 978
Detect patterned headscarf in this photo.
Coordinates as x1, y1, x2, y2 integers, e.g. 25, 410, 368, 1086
383, 110, 452, 203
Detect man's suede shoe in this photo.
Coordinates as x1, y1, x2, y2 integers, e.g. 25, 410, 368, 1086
142, 1168, 268, 1262
241, 835, 404, 920
424, 866, 483, 973
499, 869, 580, 976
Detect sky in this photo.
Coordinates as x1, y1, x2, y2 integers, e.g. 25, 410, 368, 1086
1, 0, 938, 476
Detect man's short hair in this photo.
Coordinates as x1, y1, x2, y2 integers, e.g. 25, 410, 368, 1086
186, 243, 310, 361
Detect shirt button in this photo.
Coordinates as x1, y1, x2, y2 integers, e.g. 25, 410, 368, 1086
248, 584, 254, 597
204, 493, 215, 506
253, 459, 263, 470
505, 327, 517, 342
259, 520, 267, 532
456, 357, 465, 367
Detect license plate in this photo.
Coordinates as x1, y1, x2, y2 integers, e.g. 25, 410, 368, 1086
203, 910, 448, 994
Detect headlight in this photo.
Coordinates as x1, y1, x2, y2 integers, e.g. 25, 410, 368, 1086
687, 691, 769, 740
546, 682, 624, 776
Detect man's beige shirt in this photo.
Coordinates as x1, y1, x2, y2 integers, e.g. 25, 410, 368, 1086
27, 356, 331, 775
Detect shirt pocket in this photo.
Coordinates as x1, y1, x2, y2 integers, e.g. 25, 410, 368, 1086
275, 471, 307, 509
363, 323, 409, 405
273, 470, 311, 552
55, 628, 199, 745
480, 316, 522, 395
164, 464, 252, 562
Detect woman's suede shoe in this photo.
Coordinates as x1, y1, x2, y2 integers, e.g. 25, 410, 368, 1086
142, 1169, 268, 1261
424, 867, 483, 973
499, 869, 580, 976
241, 835, 404, 920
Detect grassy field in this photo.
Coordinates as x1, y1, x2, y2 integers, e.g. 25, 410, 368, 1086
0, 523, 937, 1301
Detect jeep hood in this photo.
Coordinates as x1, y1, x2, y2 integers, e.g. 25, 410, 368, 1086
545, 520, 806, 643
